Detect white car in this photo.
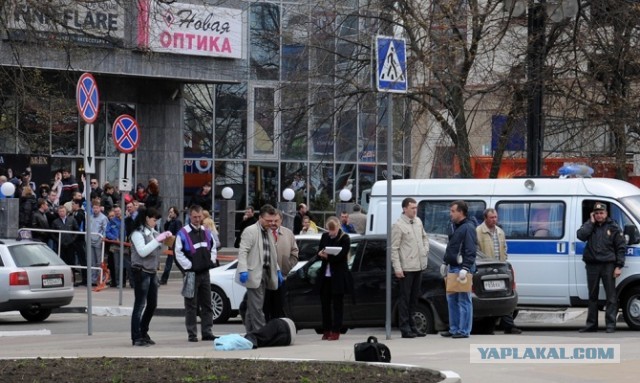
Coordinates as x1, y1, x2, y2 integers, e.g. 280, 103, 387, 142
0, 239, 75, 322
209, 233, 358, 323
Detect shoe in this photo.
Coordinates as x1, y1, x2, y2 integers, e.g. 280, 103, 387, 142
401, 332, 416, 338
452, 334, 469, 339
327, 332, 340, 341
143, 335, 155, 345
504, 327, 522, 334
159, 280, 167, 285
440, 331, 453, 338
579, 326, 598, 333
202, 334, 218, 341
188, 336, 198, 342
411, 329, 427, 337
321, 331, 331, 340
132, 339, 149, 347
606, 328, 615, 333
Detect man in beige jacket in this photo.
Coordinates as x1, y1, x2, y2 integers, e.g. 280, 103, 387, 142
264, 210, 299, 320
237, 204, 282, 332
391, 197, 429, 338
476, 208, 521, 334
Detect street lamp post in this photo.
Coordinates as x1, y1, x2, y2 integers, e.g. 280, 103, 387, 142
527, 1, 546, 176
505, 0, 578, 176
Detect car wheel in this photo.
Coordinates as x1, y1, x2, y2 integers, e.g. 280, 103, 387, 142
622, 286, 640, 330
413, 303, 435, 334
20, 308, 51, 322
473, 317, 497, 335
210, 285, 231, 324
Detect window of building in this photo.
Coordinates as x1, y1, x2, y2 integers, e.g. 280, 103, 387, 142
281, 85, 308, 160
496, 201, 565, 239
0, 97, 17, 153
50, 98, 78, 156
250, 2, 280, 81
250, 86, 277, 158
17, 97, 50, 155
215, 84, 247, 160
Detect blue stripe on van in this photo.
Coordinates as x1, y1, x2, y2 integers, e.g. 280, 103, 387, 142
507, 241, 568, 255
508, 241, 640, 256
576, 242, 640, 257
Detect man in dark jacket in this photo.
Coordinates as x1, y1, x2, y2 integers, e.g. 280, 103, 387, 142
576, 201, 626, 333
441, 200, 477, 339
31, 198, 51, 243
51, 205, 79, 266
174, 205, 217, 342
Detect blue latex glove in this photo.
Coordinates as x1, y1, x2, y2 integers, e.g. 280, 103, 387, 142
277, 270, 284, 286
239, 272, 248, 284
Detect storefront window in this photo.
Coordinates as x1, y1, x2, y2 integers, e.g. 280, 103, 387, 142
17, 97, 50, 155
51, 98, 78, 156
0, 97, 17, 153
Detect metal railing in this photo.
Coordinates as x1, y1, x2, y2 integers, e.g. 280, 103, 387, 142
17, 227, 106, 284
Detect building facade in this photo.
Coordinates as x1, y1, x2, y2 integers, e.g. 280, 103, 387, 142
0, 0, 412, 217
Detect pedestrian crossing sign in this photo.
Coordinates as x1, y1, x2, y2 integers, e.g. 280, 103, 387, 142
376, 36, 407, 93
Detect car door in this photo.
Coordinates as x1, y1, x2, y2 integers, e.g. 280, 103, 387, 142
349, 239, 387, 325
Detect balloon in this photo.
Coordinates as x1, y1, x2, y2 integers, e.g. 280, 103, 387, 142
1, 182, 16, 197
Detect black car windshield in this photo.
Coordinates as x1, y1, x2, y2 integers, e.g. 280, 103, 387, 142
9, 243, 68, 267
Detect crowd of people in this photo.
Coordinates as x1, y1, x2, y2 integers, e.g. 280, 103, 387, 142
1, 168, 167, 288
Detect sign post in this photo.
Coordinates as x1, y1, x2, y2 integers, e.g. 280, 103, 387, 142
76, 72, 100, 336
112, 114, 140, 305
375, 36, 408, 340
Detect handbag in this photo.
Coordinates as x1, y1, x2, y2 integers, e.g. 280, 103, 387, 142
354, 336, 391, 363
445, 272, 472, 293
181, 271, 196, 298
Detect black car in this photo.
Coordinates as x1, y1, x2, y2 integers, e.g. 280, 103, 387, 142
284, 234, 517, 334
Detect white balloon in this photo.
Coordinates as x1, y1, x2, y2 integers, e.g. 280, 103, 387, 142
282, 188, 295, 201
1, 182, 16, 197
339, 188, 352, 202
221, 187, 234, 199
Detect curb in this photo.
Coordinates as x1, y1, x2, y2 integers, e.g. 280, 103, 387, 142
55, 306, 185, 317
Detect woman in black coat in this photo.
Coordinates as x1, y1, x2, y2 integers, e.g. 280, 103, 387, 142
317, 216, 352, 341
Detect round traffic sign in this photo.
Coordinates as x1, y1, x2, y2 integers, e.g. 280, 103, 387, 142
76, 73, 100, 123
112, 114, 140, 153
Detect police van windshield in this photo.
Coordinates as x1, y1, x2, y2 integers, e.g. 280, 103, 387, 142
619, 195, 640, 224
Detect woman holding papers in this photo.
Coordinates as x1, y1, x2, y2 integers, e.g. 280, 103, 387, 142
317, 216, 353, 341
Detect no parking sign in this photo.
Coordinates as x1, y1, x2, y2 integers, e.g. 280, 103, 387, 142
112, 114, 140, 154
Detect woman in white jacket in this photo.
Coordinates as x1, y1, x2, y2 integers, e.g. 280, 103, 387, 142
129, 207, 173, 347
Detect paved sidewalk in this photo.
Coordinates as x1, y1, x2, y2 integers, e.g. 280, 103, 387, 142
56, 278, 186, 316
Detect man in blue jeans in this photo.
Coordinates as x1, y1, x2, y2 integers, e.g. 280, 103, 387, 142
441, 200, 477, 339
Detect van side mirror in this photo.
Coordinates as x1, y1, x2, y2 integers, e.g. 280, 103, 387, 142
624, 225, 640, 245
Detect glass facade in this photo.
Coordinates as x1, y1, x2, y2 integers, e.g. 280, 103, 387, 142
183, 1, 412, 214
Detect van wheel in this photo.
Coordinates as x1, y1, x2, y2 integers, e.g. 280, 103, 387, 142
211, 285, 231, 324
622, 286, 640, 330
413, 303, 435, 334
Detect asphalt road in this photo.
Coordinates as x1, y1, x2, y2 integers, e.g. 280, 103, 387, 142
1, 281, 638, 383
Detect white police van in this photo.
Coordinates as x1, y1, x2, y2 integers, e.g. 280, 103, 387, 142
366, 177, 640, 329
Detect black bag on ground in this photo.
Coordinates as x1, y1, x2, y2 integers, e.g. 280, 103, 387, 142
354, 336, 391, 363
